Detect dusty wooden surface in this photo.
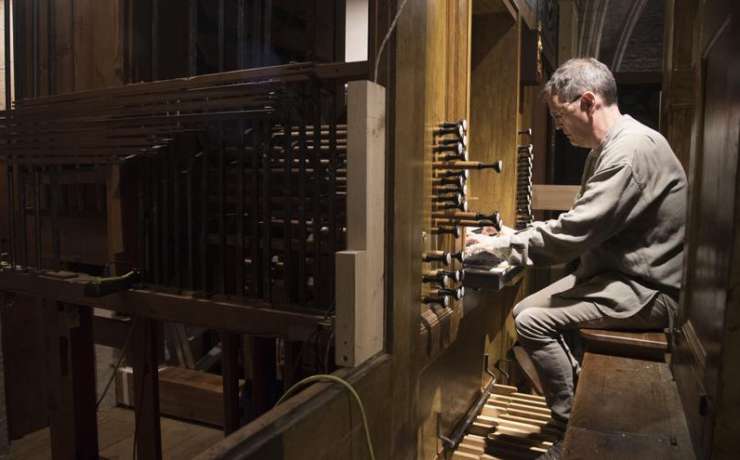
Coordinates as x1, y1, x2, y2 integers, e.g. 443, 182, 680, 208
562, 353, 694, 460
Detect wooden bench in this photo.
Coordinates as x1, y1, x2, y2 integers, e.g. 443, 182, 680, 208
562, 353, 694, 459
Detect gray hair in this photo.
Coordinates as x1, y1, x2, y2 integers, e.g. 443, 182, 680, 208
543, 58, 618, 105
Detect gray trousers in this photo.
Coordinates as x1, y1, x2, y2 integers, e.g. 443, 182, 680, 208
512, 274, 676, 422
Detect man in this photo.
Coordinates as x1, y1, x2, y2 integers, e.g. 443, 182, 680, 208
465, 58, 687, 460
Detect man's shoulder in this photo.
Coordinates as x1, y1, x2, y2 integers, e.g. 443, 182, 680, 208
602, 117, 671, 164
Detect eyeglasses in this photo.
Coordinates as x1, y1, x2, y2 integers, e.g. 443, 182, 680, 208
549, 94, 583, 123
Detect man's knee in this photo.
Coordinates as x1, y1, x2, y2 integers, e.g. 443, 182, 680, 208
512, 294, 546, 318
514, 307, 543, 339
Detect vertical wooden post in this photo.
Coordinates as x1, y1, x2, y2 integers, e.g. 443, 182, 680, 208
131, 317, 162, 460
335, 80, 386, 368
44, 301, 99, 460
220, 331, 240, 435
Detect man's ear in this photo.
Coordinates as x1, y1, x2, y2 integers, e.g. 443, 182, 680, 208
581, 91, 596, 111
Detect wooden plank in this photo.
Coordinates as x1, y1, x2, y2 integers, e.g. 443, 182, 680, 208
531, 184, 579, 211
335, 80, 385, 368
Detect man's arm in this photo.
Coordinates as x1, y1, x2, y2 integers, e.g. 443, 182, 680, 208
515, 162, 645, 265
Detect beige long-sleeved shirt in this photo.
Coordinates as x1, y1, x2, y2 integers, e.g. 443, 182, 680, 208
515, 114, 687, 318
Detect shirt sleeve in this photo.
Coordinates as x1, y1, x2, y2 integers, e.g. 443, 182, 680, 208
515, 163, 645, 265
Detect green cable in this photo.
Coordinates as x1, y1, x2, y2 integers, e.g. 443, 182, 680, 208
276, 374, 376, 460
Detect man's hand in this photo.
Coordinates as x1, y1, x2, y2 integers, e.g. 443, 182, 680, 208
464, 230, 512, 259
464, 226, 532, 266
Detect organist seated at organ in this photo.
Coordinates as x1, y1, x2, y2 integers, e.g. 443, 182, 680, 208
464, 58, 687, 460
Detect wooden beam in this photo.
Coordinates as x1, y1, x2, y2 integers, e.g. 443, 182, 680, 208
0, 270, 324, 340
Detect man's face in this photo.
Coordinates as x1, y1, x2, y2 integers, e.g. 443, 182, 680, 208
547, 93, 592, 148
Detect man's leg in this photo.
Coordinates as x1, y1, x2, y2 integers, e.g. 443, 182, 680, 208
511, 276, 674, 422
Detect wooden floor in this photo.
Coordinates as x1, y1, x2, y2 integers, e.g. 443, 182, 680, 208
8, 407, 224, 459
